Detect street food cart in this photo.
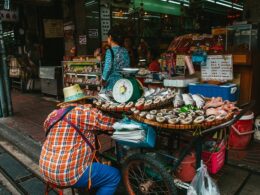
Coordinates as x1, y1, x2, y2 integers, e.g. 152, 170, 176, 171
91, 69, 253, 194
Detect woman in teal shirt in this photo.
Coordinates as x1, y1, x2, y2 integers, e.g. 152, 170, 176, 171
102, 27, 130, 91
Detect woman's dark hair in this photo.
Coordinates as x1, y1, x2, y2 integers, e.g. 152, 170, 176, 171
107, 26, 124, 46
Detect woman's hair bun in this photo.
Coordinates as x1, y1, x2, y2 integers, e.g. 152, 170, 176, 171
107, 25, 125, 46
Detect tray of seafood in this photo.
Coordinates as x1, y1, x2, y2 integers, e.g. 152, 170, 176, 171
134, 88, 175, 111
93, 88, 176, 113
93, 100, 135, 113
131, 94, 237, 131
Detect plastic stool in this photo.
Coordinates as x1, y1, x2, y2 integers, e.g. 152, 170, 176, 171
45, 182, 75, 195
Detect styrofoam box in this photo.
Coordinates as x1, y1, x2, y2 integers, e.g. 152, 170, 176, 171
188, 83, 239, 102
164, 76, 199, 88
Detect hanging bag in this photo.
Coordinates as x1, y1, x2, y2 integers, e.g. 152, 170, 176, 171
187, 161, 220, 195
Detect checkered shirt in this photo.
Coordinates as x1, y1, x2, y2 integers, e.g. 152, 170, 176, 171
39, 104, 115, 186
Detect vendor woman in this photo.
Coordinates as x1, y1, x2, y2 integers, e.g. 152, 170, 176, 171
102, 27, 130, 91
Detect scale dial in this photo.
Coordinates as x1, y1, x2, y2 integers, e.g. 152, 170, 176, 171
112, 79, 134, 103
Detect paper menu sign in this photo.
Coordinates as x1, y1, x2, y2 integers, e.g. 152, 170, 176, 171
201, 55, 233, 82
176, 55, 186, 66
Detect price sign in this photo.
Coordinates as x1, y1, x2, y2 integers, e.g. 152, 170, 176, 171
88, 29, 98, 39
175, 65, 186, 76
43, 19, 63, 38
79, 35, 87, 45
100, 6, 111, 41
201, 55, 233, 81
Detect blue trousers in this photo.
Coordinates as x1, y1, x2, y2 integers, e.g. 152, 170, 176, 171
73, 163, 121, 195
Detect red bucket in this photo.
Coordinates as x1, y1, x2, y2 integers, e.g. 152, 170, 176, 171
175, 152, 196, 182
228, 111, 254, 150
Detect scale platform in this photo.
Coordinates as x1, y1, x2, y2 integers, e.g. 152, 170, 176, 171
164, 76, 199, 88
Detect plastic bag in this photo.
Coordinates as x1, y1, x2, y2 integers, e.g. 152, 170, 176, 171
187, 161, 220, 195
113, 120, 142, 131
254, 116, 260, 141
112, 117, 156, 148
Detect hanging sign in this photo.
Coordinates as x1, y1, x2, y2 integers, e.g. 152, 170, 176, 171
43, 19, 63, 38
88, 29, 99, 39
79, 35, 87, 45
100, 6, 111, 41
176, 55, 186, 66
0, 10, 19, 22
201, 55, 233, 81
175, 65, 185, 76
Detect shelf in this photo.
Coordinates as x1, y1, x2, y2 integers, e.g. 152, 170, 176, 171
64, 72, 101, 76
12, 80, 22, 84
64, 82, 100, 87
144, 81, 163, 84
136, 75, 150, 78
62, 61, 98, 66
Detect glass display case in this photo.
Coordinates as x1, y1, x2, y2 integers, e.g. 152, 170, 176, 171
62, 58, 101, 96
226, 24, 259, 52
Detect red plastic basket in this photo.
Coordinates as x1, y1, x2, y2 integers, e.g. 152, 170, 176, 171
202, 141, 226, 174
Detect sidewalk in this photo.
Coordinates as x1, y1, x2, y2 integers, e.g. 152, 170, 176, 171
0, 90, 57, 143
0, 90, 56, 161
0, 90, 114, 162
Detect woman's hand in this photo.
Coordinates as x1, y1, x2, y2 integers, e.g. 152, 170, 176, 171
94, 48, 101, 62
94, 48, 101, 56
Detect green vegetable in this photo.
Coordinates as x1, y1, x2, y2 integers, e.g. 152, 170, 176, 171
180, 105, 198, 113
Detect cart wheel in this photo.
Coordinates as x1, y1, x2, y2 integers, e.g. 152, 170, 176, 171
122, 153, 177, 195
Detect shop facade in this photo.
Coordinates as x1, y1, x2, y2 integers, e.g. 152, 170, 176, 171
2, 1, 260, 194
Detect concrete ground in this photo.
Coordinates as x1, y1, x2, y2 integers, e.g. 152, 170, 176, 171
0, 90, 259, 194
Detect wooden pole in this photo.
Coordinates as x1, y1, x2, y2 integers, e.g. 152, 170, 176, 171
0, 102, 2, 117
0, 18, 13, 116
0, 0, 13, 117
0, 69, 7, 117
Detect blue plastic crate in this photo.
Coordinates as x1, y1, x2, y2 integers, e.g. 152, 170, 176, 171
188, 83, 239, 102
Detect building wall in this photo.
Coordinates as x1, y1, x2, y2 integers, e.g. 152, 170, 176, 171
74, 0, 87, 55
244, 0, 260, 23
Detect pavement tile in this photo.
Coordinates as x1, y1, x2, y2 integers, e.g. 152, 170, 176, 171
218, 165, 249, 195
229, 141, 260, 173
0, 153, 31, 181
239, 174, 260, 195
19, 177, 56, 195
0, 146, 5, 154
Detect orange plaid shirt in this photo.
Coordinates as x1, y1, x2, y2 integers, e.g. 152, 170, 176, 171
39, 104, 115, 186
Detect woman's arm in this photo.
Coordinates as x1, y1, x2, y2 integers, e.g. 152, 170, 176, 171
102, 49, 113, 81
95, 110, 116, 131
80, 105, 116, 132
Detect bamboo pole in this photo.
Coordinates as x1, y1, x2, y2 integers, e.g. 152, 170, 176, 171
0, 18, 13, 116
